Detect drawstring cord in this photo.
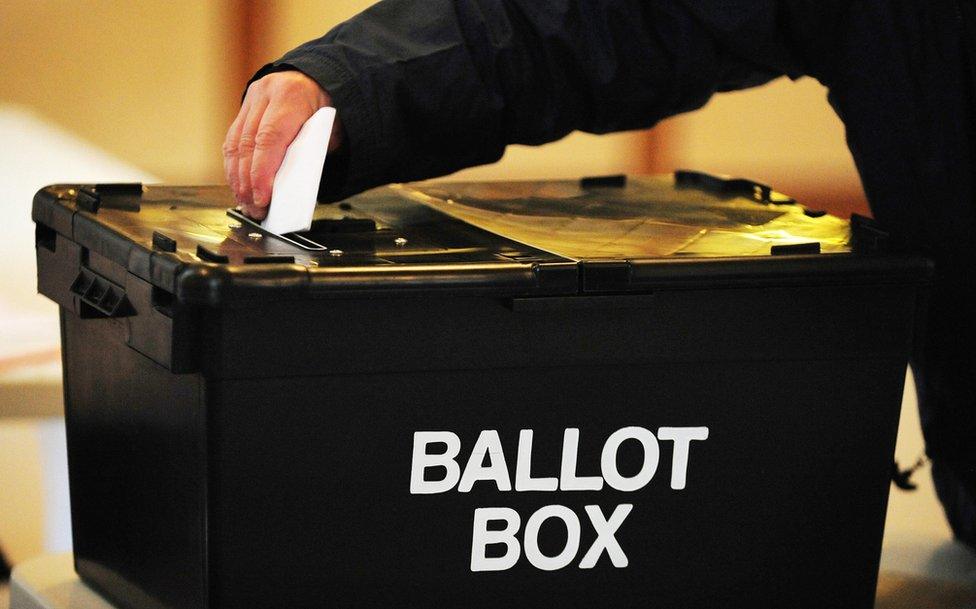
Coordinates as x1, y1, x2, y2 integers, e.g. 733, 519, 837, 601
892, 453, 929, 491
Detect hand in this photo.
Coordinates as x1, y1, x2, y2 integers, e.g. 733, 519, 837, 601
223, 71, 342, 220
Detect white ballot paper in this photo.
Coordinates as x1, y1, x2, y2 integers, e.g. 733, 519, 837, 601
261, 106, 337, 235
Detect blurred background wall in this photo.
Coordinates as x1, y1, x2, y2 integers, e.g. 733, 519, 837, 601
0, 1, 240, 183
0, 0, 869, 571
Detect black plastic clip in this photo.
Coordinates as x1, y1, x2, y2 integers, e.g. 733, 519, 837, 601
196, 245, 230, 263
152, 231, 177, 252
94, 183, 143, 196
70, 268, 132, 318
76, 184, 143, 213
850, 214, 890, 254
675, 170, 795, 204
76, 187, 100, 213
581, 174, 627, 189
770, 242, 821, 256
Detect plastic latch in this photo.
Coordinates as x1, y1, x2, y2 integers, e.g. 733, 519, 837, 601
770, 242, 821, 255
76, 188, 100, 213
675, 170, 795, 204
70, 268, 132, 318
152, 231, 178, 252
581, 174, 627, 189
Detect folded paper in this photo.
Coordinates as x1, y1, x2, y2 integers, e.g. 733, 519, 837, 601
261, 106, 336, 235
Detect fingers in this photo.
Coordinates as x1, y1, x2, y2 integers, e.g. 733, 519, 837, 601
222, 71, 336, 220
222, 104, 247, 200
248, 101, 309, 217
236, 97, 270, 219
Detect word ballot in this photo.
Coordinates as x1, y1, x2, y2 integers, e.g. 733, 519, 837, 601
409, 426, 709, 572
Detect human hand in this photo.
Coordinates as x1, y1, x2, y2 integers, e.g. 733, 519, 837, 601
223, 70, 342, 220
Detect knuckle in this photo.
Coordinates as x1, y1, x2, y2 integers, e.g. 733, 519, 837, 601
270, 71, 299, 88
236, 134, 257, 155
221, 139, 239, 157
274, 74, 312, 100
280, 79, 304, 97
246, 77, 267, 95
253, 129, 281, 150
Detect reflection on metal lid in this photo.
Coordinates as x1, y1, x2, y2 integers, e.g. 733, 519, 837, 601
397, 175, 850, 259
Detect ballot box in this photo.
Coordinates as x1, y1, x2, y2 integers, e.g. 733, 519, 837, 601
33, 173, 930, 609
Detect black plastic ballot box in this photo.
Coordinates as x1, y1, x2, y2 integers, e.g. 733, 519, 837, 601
33, 173, 930, 609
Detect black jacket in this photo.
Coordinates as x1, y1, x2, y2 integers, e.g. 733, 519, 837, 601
253, 0, 976, 543
253, 1, 973, 250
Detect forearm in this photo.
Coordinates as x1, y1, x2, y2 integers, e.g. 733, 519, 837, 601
254, 0, 808, 201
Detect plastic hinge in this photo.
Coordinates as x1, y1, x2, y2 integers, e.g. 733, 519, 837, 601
675, 170, 795, 204
70, 267, 132, 317
76, 188, 100, 213
580, 174, 627, 189
581, 260, 632, 292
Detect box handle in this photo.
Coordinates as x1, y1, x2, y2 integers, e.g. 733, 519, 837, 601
70, 267, 133, 318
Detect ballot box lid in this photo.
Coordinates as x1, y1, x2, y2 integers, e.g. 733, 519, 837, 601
32, 172, 931, 307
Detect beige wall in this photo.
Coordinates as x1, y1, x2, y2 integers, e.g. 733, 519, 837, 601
652, 77, 869, 218
0, 0, 238, 183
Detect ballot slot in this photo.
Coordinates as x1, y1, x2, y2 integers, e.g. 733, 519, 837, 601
227, 207, 387, 255
228, 208, 328, 251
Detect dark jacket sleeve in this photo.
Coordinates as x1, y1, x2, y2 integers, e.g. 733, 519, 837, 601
251, 0, 807, 201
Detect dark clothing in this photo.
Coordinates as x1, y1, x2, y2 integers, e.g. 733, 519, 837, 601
253, 0, 976, 544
